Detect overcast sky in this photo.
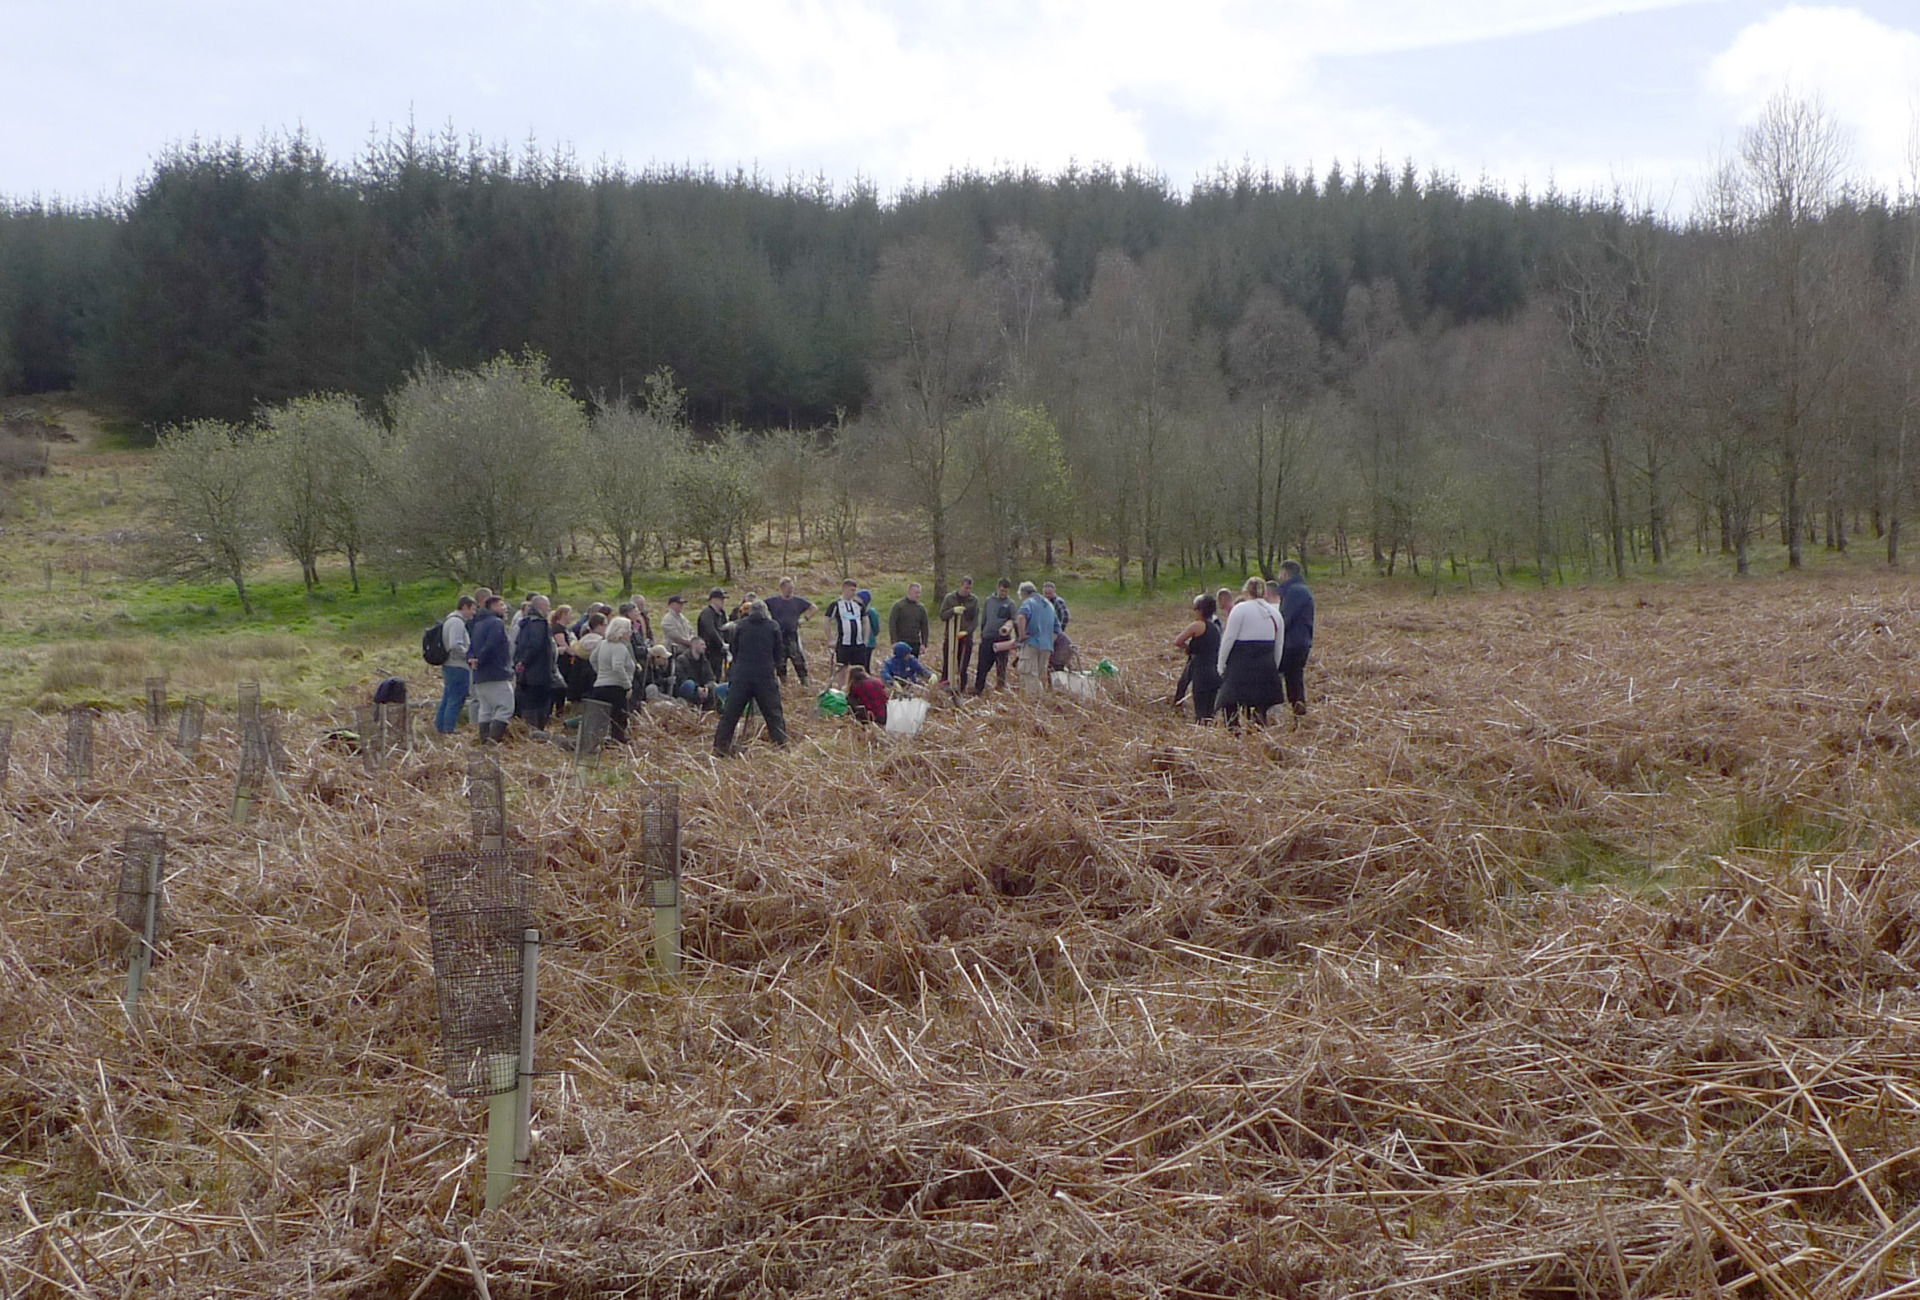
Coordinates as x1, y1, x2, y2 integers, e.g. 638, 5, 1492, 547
3, 1, 1917, 214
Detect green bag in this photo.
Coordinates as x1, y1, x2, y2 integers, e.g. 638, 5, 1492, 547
817, 688, 850, 717
1095, 658, 1119, 677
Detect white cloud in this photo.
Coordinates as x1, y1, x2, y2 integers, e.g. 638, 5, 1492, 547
1706, 5, 1920, 190
638, 0, 1703, 189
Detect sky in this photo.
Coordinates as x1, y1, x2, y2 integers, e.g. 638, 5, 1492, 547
2, 1, 1917, 215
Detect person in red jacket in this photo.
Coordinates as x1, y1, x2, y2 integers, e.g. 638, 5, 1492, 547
844, 664, 889, 725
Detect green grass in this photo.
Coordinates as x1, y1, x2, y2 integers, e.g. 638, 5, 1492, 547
1533, 830, 1671, 892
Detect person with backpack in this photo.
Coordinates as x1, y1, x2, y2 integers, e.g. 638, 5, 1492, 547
468, 595, 514, 743
429, 595, 475, 734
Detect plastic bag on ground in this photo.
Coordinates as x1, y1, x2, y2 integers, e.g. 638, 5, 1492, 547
886, 698, 929, 736
818, 688, 849, 717
1052, 671, 1098, 699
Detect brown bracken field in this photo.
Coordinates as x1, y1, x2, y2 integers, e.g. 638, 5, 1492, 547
9, 572, 1920, 1298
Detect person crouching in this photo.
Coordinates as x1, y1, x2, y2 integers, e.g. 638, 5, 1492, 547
845, 664, 888, 725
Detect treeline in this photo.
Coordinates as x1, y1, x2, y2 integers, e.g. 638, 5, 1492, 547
11, 99, 1920, 590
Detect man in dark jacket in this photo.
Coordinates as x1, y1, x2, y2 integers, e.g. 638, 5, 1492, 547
888, 583, 931, 657
512, 594, 558, 732
973, 579, 1017, 694
1277, 560, 1315, 716
713, 599, 788, 755
466, 596, 515, 743
938, 576, 980, 688
697, 587, 731, 683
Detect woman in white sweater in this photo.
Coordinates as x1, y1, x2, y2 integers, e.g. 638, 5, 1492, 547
589, 617, 638, 744
1215, 576, 1284, 728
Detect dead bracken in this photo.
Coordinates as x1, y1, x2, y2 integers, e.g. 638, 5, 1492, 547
6, 574, 1920, 1296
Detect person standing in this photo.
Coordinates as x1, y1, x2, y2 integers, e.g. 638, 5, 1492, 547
939, 576, 980, 689
974, 578, 1017, 694
889, 583, 931, 658
1014, 581, 1057, 696
468, 595, 514, 743
826, 580, 866, 687
630, 596, 654, 650
857, 589, 881, 669
713, 599, 789, 756
764, 576, 815, 687
513, 594, 558, 733
1173, 594, 1223, 723
589, 616, 638, 744
1043, 581, 1070, 634
434, 596, 476, 734
1277, 560, 1315, 717
1215, 576, 1283, 728
697, 588, 731, 684
661, 594, 696, 657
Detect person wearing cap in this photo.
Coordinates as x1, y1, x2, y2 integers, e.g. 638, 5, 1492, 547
697, 588, 730, 683
974, 578, 1017, 694
826, 579, 866, 687
713, 598, 789, 755
763, 576, 815, 688
661, 594, 696, 657
636, 642, 677, 704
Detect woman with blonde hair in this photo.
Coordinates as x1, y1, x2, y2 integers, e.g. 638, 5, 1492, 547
1213, 576, 1283, 728
589, 616, 638, 744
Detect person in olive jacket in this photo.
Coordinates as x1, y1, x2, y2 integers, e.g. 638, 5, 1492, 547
888, 582, 931, 657
713, 599, 789, 755
938, 576, 980, 687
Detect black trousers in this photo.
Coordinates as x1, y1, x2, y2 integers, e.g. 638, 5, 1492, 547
1173, 659, 1193, 704
973, 645, 1007, 694
588, 683, 630, 743
1279, 647, 1310, 707
776, 628, 809, 683
713, 675, 787, 753
1192, 684, 1218, 723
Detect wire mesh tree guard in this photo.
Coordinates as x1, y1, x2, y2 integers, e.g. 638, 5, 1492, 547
65, 706, 94, 786
467, 757, 508, 849
236, 681, 261, 733
640, 784, 683, 975
115, 826, 166, 1015
145, 676, 169, 732
261, 708, 290, 775
357, 702, 412, 775
174, 697, 206, 758
423, 848, 541, 1210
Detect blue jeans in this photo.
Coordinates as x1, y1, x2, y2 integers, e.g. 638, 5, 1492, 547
435, 664, 471, 733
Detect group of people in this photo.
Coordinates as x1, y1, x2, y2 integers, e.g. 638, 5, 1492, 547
427, 574, 1082, 758
1170, 561, 1315, 727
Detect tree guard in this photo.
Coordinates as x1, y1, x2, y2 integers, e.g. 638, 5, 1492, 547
641, 784, 683, 975
65, 706, 93, 786
145, 676, 169, 732
174, 697, 206, 758
467, 757, 507, 850
115, 827, 165, 1016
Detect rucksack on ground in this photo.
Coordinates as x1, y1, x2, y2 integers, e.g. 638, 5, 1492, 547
421, 621, 449, 666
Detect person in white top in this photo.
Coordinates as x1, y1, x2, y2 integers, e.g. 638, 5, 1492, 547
588, 617, 639, 744
1215, 575, 1285, 728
